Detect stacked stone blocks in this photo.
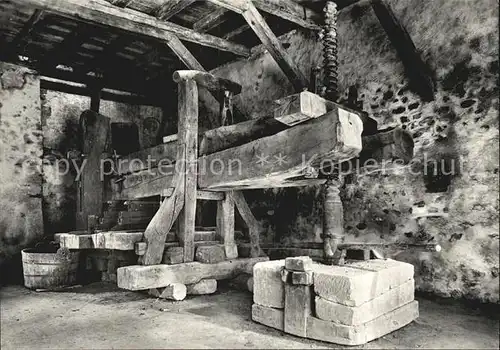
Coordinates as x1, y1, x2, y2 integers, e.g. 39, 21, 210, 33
252, 257, 418, 345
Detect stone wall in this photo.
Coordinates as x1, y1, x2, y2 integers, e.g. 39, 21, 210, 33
41, 90, 163, 236
0, 62, 164, 283
0, 63, 44, 282
201, 0, 499, 303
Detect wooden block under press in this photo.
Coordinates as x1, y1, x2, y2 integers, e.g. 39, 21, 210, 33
274, 91, 328, 126
284, 284, 312, 337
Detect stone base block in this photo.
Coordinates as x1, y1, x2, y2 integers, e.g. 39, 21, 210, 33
195, 245, 225, 264
253, 260, 285, 308
313, 259, 414, 306
252, 304, 284, 331
315, 280, 415, 325
307, 300, 419, 346
186, 279, 217, 295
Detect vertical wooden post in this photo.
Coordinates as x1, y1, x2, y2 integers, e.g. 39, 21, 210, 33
217, 190, 237, 259
322, 176, 344, 264
177, 78, 198, 262
89, 85, 102, 113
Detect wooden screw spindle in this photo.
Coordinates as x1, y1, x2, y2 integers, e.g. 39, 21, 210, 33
323, 176, 344, 264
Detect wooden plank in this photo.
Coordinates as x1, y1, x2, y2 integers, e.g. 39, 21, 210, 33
76, 110, 110, 230
117, 143, 177, 175
241, 3, 308, 91
233, 191, 261, 258
176, 78, 199, 263
17, 0, 250, 57
284, 284, 312, 337
217, 191, 237, 259
173, 70, 242, 95
370, 0, 434, 101
142, 146, 186, 265
192, 7, 228, 32
112, 168, 175, 200
155, 0, 197, 21
197, 190, 225, 201
117, 256, 269, 290
224, 24, 250, 40
198, 108, 363, 189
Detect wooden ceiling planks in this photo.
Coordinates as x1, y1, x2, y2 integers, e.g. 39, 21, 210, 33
0, 0, 329, 101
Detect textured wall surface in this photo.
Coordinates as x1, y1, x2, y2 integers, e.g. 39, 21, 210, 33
0, 63, 164, 282
202, 0, 499, 302
41, 91, 163, 236
0, 63, 44, 281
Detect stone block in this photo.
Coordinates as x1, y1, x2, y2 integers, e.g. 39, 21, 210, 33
186, 279, 217, 295
149, 283, 187, 301
195, 245, 226, 264
292, 271, 313, 286
313, 259, 414, 306
315, 279, 415, 325
285, 256, 313, 272
253, 260, 285, 308
252, 304, 284, 331
163, 247, 184, 265
307, 300, 419, 346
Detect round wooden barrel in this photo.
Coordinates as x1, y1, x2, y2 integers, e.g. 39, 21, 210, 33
21, 248, 79, 289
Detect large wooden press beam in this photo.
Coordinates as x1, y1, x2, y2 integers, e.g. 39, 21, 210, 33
208, 0, 308, 91
198, 107, 363, 189
15, 0, 250, 57
117, 257, 268, 290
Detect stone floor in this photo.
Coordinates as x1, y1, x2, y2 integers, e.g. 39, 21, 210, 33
1, 282, 498, 349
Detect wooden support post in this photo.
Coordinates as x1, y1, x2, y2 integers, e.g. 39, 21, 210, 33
177, 78, 199, 263
217, 191, 237, 259
233, 191, 262, 258
76, 111, 110, 230
322, 176, 344, 265
89, 85, 101, 113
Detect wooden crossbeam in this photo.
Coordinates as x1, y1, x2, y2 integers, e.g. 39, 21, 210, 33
193, 7, 228, 32
15, 0, 250, 57
156, 0, 197, 21
370, 0, 434, 101
210, 0, 308, 91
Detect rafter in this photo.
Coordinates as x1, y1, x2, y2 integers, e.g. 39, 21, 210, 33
370, 0, 435, 101
9, 9, 45, 56
193, 7, 228, 32
155, 0, 196, 21
13, 0, 250, 57
210, 0, 308, 91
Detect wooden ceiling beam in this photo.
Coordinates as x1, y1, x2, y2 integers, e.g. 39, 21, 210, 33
193, 7, 228, 33
13, 0, 250, 57
155, 0, 197, 21
210, 0, 308, 91
370, 0, 435, 101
